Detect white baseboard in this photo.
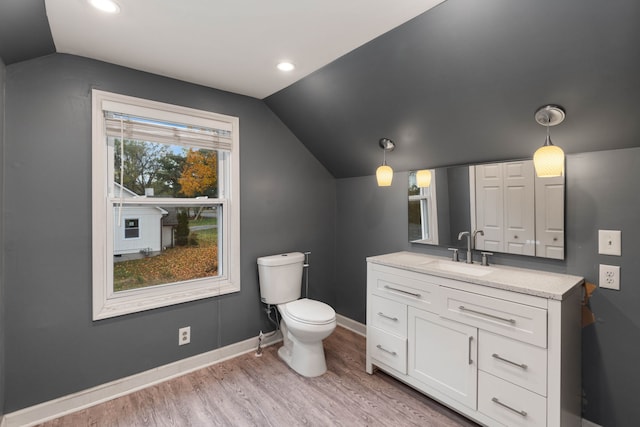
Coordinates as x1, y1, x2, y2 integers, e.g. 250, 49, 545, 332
336, 313, 366, 336
2, 331, 282, 427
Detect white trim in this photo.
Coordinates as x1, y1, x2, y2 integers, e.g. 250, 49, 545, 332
336, 313, 366, 336
581, 419, 602, 427
1, 332, 282, 427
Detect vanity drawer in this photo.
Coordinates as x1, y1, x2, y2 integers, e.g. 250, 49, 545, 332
440, 287, 547, 347
479, 330, 547, 396
369, 265, 440, 314
478, 371, 547, 427
369, 294, 407, 338
368, 326, 407, 374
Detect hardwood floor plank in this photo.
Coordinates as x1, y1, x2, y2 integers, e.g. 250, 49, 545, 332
35, 326, 478, 427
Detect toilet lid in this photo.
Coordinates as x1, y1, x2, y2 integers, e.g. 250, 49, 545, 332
282, 298, 335, 325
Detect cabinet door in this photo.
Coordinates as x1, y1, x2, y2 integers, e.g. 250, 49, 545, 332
535, 174, 564, 259
475, 163, 504, 253
408, 307, 478, 410
504, 161, 535, 256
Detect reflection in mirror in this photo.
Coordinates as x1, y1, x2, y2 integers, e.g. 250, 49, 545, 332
408, 170, 438, 244
409, 167, 472, 247
409, 160, 564, 260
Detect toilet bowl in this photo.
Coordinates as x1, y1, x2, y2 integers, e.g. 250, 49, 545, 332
257, 252, 336, 377
277, 298, 336, 377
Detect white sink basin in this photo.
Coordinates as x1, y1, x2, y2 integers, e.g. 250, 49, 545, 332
425, 260, 494, 277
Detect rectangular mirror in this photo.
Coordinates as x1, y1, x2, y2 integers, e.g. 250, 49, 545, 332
409, 160, 564, 260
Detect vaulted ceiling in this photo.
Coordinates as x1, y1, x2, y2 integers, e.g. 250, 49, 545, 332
2, 0, 640, 178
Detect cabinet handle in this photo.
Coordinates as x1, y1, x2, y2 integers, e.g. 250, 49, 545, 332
492, 353, 528, 370
491, 397, 527, 417
384, 285, 421, 298
376, 344, 397, 356
377, 312, 398, 322
458, 306, 516, 324
468, 336, 473, 365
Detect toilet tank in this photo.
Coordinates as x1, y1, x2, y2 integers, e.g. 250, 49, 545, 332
257, 252, 305, 304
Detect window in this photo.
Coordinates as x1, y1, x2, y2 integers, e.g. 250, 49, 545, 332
92, 90, 240, 320
124, 219, 140, 239
408, 170, 438, 244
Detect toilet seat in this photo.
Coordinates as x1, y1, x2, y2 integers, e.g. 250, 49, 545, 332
280, 298, 335, 326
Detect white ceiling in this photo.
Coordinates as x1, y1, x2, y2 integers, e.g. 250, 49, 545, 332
45, 0, 445, 99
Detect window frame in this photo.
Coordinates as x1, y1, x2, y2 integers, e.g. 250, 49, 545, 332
91, 89, 240, 320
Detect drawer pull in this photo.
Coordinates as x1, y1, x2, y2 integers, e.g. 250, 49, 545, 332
377, 312, 398, 322
468, 336, 473, 365
492, 353, 528, 370
491, 397, 527, 417
384, 285, 421, 298
376, 344, 397, 356
458, 306, 516, 324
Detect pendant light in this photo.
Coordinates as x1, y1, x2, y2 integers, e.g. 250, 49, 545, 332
533, 105, 565, 177
376, 138, 395, 186
416, 169, 432, 187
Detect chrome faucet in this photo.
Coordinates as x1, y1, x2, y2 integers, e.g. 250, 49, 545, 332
473, 229, 484, 251
458, 231, 472, 264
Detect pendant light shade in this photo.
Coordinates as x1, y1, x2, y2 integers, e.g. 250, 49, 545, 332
533, 105, 566, 178
376, 165, 393, 186
416, 169, 432, 187
376, 138, 395, 187
533, 136, 565, 177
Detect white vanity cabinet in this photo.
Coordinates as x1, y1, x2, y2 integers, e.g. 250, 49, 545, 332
366, 252, 583, 427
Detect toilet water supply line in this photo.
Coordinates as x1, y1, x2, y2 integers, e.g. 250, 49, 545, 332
256, 251, 312, 357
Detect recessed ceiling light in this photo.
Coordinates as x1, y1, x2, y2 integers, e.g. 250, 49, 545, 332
277, 62, 295, 72
88, 0, 121, 14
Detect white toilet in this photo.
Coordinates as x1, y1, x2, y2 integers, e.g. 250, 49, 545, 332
257, 252, 336, 377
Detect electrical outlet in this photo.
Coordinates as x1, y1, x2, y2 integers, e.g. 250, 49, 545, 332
178, 326, 191, 345
599, 264, 620, 290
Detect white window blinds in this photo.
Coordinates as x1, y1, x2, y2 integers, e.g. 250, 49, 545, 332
103, 111, 233, 152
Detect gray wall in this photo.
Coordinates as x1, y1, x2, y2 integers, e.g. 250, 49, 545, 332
0, 55, 6, 417
266, 0, 640, 179
335, 148, 640, 427
3, 53, 336, 412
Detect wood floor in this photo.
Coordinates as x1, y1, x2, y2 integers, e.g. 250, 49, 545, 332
37, 326, 479, 426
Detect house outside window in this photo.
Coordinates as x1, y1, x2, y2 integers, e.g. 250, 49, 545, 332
92, 90, 240, 320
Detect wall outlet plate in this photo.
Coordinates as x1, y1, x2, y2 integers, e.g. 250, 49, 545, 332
179, 326, 191, 345
599, 264, 620, 290
598, 230, 621, 256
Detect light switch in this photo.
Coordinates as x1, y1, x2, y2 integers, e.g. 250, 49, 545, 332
598, 230, 621, 256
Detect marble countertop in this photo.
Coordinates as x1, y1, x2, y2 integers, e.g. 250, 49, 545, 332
367, 251, 584, 300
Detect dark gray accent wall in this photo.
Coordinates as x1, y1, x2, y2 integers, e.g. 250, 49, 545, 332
1, 55, 6, 417
0, 0, 55, 65
3, 53, 336, 411
266, 0, 640, 178
335, 148, 640, 427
